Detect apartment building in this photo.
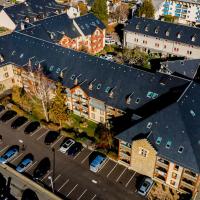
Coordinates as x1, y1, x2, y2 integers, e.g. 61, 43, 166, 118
124, 17, 200, 59
156, 0, 200, 25
0, 29, 200, 197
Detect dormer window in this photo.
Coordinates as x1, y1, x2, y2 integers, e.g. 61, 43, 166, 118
136, 23, 140, 30
145, 25, 149, 32
155, 27, 159, 34
191, 35, 196, 42
0, 54, 4, 63
177, 32, 181, 39
165, 30, 170, 36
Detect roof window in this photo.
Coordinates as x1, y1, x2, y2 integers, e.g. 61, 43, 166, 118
165, 30, 170, 36
97, 83, 102, 89
70, 74, 76, 80
177, 32, 181, 39
178, 146, 184, 153
19, 53, 24, 58
136, 23, 140, 30
190, 109, 196, 117
147, 122, 152, 129
145, 25, 149, 32
147, 91, 158, 99
156, 137, 162, 145
191, 35, 196, 42
166, 141, 172, 149
155, 27, 159, 34
135, 98, 140, 104
105, 86, 111, 93
0, 54, 4, 63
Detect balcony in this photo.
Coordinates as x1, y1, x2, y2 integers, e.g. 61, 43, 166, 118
156, 158, 169, 169
179, 185, 193, 194
155, 166, 167, 176
119, 158, 130, 165
183, 170, 198, 181
180, 179, 195, 190
120, 150, 131, 157
154, 174, 166, 182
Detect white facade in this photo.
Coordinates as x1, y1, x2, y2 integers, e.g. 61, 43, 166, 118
66, 6, 80, 19
156, 0, 200, 25
0, 10, 16, 30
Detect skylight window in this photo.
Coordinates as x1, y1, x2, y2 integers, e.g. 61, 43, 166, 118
11, 51, 16, 56
147, 91, 153, 98
147, 122, 152, 129
19, 53, 24, 58
156, 137, 162, 145
56, 67, 61, 74
178, 146, 184, 153
135, 98, 140, 104
152, 93, 158, 99
49, 65, 54, 71
105, 86, 111, 93
80, 25, 84, 29
147, 91, 158, 99
97, 83, 102, 89
71, 74, 76, 80
166, 141, 172, 149
190, 109, 196, 117
96, 19, 100, 24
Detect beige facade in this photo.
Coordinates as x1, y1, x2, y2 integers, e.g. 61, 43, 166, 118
0, 10, 16, 30
124, 30, 200, 59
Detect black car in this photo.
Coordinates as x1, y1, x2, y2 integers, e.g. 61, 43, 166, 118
68, 142, 83, 156
22, 189, 39, 200
11, 116, 28, 129
33, 157, 50, 179
44, 131, 60, 145
0, 110, 17, 122
24, 121, 40, 134
0, 105, 5, 113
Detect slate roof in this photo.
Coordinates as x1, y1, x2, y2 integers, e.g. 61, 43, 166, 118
125, 17, 200, 47
2, 0, 65, 26
0, 32, 189, 114
74, 13, 106, 35
161, 59, 200, 79
33, 13, 80, 39
116, 81, 200, 173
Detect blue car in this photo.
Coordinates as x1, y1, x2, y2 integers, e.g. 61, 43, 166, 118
0, 148, 18, 164
16, 158, 33, 173
90, 155, 106, 173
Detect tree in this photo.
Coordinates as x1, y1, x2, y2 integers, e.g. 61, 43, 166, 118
111, 4, 129, 23
136, 0, 155, 18
91, 0, 108, 25
78, 2, 88, 15
49, 83, 69, 127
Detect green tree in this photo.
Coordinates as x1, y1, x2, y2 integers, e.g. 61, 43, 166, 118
136, 0, 155, 18
50, 83, 68, 127
78, 2, 88, 15
91, 0, 108, 25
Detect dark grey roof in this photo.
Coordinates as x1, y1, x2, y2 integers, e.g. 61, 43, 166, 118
33, 13, 80, 39
3, 0, 65, 27
161, 59, 200, 79
0, 32, 189, 115
125, 17, 200, 47
74, 13, 106, 35
18, 24, 52, 42
116, 81, 200, 173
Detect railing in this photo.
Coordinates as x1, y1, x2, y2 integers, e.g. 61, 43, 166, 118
157, 158, 169, 169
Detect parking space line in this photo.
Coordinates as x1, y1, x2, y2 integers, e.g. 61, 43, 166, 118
41, 170, 53, 181
81, 151, 92, 164
10, 153, 23, 163
98, 158, 109, 173
18, 121, 30, 130
58, 179, 69, 191
91, 194, 96, 200
0, 145, 9, 153
73, 150, 82, 160
36, 130, 48, 141
107, 163, 118, 177
5, 115, 18, 124
125, 171, 136, 188
116, 168, 127, 182
77, 189, 87, 200
66, 184, 78, 197
30, 127, 42, 137
53, 174, 61, 183
51, 136, 63, 148
25, 161, 38, 172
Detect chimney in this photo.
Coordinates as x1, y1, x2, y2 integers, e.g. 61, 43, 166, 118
0, 54, 4, 63
28, 58, 32, 67
126, 92, 134, 104
88, 79, 96, 90
20, 22, 25, 30
74, 77, 78, 85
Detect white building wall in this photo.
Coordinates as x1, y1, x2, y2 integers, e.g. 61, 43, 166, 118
0, 10, 16, 30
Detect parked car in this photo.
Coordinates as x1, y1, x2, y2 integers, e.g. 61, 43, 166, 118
0, 147, 19, 164
138, 177, 154, 196
67, 142, 83, 156
0, 105, 5, 113
33, 157, 50, 179
105, 39, 116, 45
22, 189, 39, 200
59, 138, 75, 153
24, 121, 40, 134
16, 157, 33, 173
11, 116, 28, 129
0, 110, 17, 122
90, 155, 106, 173
44, 131, 60, 145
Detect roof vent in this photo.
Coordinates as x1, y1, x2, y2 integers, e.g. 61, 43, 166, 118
89, 79, 96, 90
190, 110, 195, 117
147, 122, 152, 129
0, 54, 4, 63
126, 92, 134, 104
156, 137, 162, 145
178, 146, 184, 153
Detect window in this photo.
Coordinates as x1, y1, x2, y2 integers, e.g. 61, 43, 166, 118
139, 148, 149, 157
190, 110, 195, 117
100, 117, 104, 123
156, 137, 162, 145
105, 86, 111, 93
147, 91, 158, 99
100, 110, 104, 115
178, 146, 184, 153
4, 73, 9, 78
191, 35, 196, 42
187, 50, 192, 55
136, 23, 140, 29
166, 141, 172, 149
147, 122, 152, 129
174, 164, 179, 171
172, 172, 177, 179
91, 106, 95, 112
177, 33, 181, 38
166, 31, 170, 36
164, 45, 167, 49
97, 83, 102, 90
135, 98, 140, 104
145, 26, 149, 32
3, 66, 7, 71
71, 74, 75, 80
170, 180, 176, 186
155, 43, 159, 47
91, 113, 95, 119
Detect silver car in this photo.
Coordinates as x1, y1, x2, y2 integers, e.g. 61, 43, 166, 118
138, 177, 153, 196
59, 139, 75, 153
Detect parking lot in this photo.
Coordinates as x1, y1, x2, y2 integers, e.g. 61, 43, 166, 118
0, 109, 144, 200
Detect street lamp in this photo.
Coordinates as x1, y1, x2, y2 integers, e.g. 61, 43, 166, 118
48, 176, 54, 193
52, 148, 55, 190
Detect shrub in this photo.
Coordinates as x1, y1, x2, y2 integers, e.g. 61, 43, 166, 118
107, 151, 118, 160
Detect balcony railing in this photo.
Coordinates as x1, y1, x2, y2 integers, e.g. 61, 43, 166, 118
156, 158, 169, 169
180, 180, 195, 190
154, 174, 166, 182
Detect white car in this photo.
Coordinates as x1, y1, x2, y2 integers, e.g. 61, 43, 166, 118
138, 177, 153, 196
59, 139, 75, 153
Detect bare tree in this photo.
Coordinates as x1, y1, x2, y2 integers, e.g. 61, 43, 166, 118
111, 4, 129, 23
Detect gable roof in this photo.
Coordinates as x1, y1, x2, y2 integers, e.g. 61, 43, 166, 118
116, 81, 200, 173
125, 17, 200, 47
74, 13, 106, 35
161, 59, 200, 79
0, 32, 189, 116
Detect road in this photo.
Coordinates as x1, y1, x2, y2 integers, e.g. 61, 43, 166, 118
0, 109, 144, 200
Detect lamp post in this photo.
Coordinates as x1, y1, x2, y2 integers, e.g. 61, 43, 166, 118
48, 176, 54, 193
52, 147, 55, 191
